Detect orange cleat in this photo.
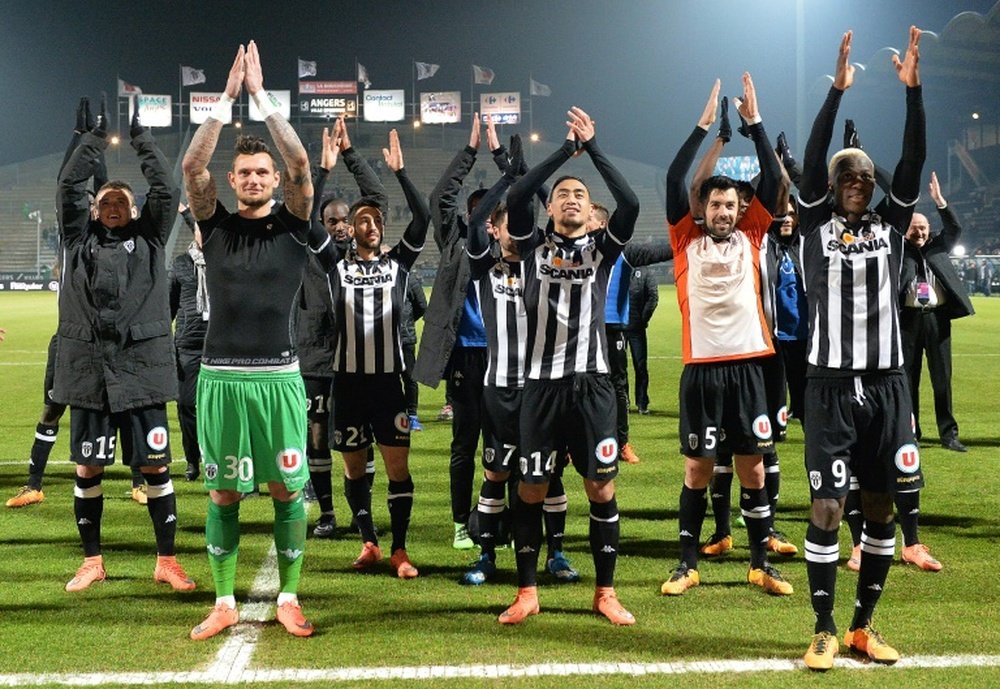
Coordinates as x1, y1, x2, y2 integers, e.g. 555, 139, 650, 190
901, 543, 942, 572
389, 549, 419, 579
844, 624, 900, 664
352, 541, 383, 571
498, 586, 540, 624
276, 601, 314, 637
66, 556, 106, 592
190, 603, 239, 640
620, 443, 641, 464
154, 555, 196, 591
6, 486, 44, 508
593, 586, 635, 625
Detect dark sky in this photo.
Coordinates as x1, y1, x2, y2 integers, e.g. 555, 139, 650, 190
2, 0, 997, 171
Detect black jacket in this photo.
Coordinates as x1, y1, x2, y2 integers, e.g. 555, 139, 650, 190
899, 204, 974, 320
169, 249, 208, 352
627, 265, 659, 331
53, 130, 180, 411
400, 270, 427, 346
297, 148, 386, 377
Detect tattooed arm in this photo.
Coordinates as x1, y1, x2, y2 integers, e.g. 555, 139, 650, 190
244, 40, 313, 221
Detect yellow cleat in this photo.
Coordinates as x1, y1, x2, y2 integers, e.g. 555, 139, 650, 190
700, 533, 733, 557
661, 563, 700, 595
131, 485, 148, 505
6, 486, 44, 508
844, 624, 900, 664
767, 530, 799, 555
804, 631, 839, 671
747, 564, 793, 595
66, 556, 106, 592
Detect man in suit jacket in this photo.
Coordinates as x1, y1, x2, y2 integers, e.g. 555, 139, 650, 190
900, 172, 975, 452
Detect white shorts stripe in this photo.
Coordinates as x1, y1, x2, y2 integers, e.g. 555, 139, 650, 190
146, 481, 174, 500
74, 484, 103, 499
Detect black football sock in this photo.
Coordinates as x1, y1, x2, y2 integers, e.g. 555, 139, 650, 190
74, 474, 104, 557
513, 500, 543, 588
307, 456, 335, 521
543, 475, 568, 556
386, 476, 414, 554
679, 485, 707, 569
28, 422, 59, 490
804, 521, 839, 635
851, 520, 895, 630
763, 451, 780, 520
844, 479, 863, 546
476, 477, 506, 561
145, 470, 177, 555
894, 491, 920, 547
740, 486, 771, 569
345, 475, 377, 544
589, 497, 620, 588
709, 466, 733, 537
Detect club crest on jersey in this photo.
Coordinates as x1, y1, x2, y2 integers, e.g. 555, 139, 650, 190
394, 412, 411, 434
81, 442, 93, 458
276, 448, 303, 474
123, 239, 135, 253
205, 463, 218, 481
595, 437, 618, 465
752, 414, 772, 440
147, 426, 169, 451
688, 434, 699, 450
484, 447, 495, 464
894, 444, 920, 474
809, 471, 822, 490
777, 406, 789, 428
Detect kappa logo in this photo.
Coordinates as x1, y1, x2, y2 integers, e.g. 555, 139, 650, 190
277, 448, 303, 473
752, 414, 772, 440
868, 583, 883, 592
595, 437, 618, 465
77, 518, 92, 526
688, 434, 699, 450
601, 545, 616, 554
81, 442, 93, 458
280, 548, 303, 560
812, 590, 830, 597
356, 509, 370, 517
777, 405, 789, 428
205, 464, 218, 480
679, 530, 693, 538
517, 546, 536, 554
206, 544, 229, 556
147, 426, 169, 452
394, 412, 411, 434
164, 514, 177, 523
894, 443, 920, 474
809, 471, 822, 491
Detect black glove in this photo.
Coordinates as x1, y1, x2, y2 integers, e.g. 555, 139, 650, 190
844, 119, 861, 149
736, 108, 751, 139
718, 95, 732, 143
130, 108, 145, 139
775, 131, 793, 165
91, 93, 108, 137
507, 134, 524, 179
75, 97, 91, 134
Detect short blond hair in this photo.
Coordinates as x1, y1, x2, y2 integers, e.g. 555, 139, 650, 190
828, 148, 874, 184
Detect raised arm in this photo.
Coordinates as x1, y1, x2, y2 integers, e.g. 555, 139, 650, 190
131, 111, 180, 243
385, 130, 430, 265
801, 31, 853, 205
430, 114, 480, 248
886, 26, 925, 218
182, 45, 244, 221
244, 40, 312, 221
928, 171, 961, 251
468, 151, 521, 271
507, 132, 575, 243
338, 117, 388, 215
623, 238, 673, 267
736, 73, 782, 214
667, 80, 717, 224
58, 131, 104, 244
688, 84, 726, 218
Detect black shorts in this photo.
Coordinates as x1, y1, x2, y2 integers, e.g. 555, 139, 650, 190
330, 373, 409, 451
303, 375, 333, 423
43, 333, 58, 407
803, 372, 923, 499
482, 385, 521, 474
678, 359, 774, 458
519, 374, 618, 484
761, 352, 788, 443
69, 404, 172, 467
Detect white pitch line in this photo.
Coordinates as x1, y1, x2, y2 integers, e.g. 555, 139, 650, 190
1, 654, 1000, 686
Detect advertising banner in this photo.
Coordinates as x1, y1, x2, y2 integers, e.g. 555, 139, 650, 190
136, 94, 172, 127
363, 89, 406, 122
189, 92, 231, 125
479, 92, 521, 125
249, 90, 292, 121
420, 91, 461, 124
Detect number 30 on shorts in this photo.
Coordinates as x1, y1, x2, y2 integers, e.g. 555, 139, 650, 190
222, 455, 253, 482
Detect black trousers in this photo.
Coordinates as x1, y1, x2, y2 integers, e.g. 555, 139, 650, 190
606, 326, 629, 446
175, 347, 202, 465
901, 307, 957, 441
445, 347, 486, 523
626, 328, 650, 411
778, 339, 808, 422
401, 341, 418, 416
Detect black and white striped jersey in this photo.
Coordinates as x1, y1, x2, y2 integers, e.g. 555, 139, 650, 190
470, 256, 528, 388
798, 197, 913, 372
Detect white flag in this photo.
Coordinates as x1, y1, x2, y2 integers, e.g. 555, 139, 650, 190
472, 64, 495, 85
298, 58, 317, 78
415, 61, 440, 80
181, 66, 206, 87
357, 63, 372, 89
117, 78, 142, 96
529, 78, 551, 97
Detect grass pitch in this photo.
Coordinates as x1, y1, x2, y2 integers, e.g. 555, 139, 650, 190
1, 289, 999, 687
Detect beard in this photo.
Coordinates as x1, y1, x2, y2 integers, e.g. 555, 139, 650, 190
238, 191, 272, 209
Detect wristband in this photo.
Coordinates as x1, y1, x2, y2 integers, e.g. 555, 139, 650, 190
251, 90, 278, 120
210, 93, 235, 122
